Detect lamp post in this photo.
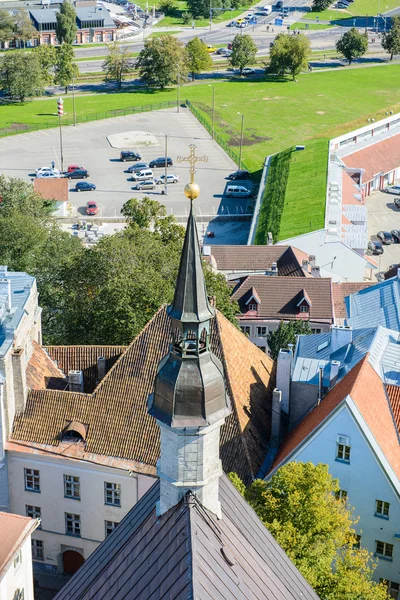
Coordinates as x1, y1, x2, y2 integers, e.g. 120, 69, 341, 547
72, 77, 76, 126
238, 112, 244, 171
177, 64, 180, 113
57, 97, 64, 172
208, 84, 215, 139
164, 134, 168, 196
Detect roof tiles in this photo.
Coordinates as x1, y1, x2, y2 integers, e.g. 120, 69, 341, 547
208, 245, 309, 277
0, 512, 37, 574
342, 133, 400, 183
332, 282, 374, 319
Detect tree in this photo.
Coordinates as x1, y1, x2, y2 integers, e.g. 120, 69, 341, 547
186, 0, 223, 19
33, 44, 57, 85
311, 0, 330, 12
121, 196, 185, 244
13, 9, 36, 47
55, 0, 77, 45
0, 51, 44, 102
0, 9, 14, 44
102, 42, 135, 89
336, 28, 368, 64
229, 34, 258, 75
186, 37, 213, 81
267, 320, 312, 359
204, 266, 239, 328
381, 15, 400, 60
54, 44, 79, 93
0, 176, 54, 219
137, 35, 188, 88
269, 33, 310, 80
229, 463, 389, 600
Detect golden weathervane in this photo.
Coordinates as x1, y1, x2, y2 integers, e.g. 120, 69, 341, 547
177, 144, 208, 200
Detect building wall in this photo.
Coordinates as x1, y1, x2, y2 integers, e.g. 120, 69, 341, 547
8, 451, 156, 573
0, 531, 35, 600
239, 319, 330, 353
280, 405, 400, 585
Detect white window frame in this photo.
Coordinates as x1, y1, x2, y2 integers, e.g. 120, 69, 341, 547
65, 513, 81, 537
256, 326, 267, 336
13, 590, 24, 600
64, 475, 81, 500
31, 539, 44, 561
375, 499, 390, 518
104, 482, 121, 507
248, 303, 257, 311
336, 435, 351, 462
311, 327, 321, 334
240, 326, 251, 336
13, 550, 22, 570
380, 579, 400, 600
299, 305, 309, 313
24, 468, 40, 492
25, 505, 41, 528
375, 540, 394, 559
105, 520, 118, 537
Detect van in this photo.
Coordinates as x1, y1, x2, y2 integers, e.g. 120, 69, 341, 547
130, 169, 154, 182
262, 4, 272, 13
226, 185, 251, 198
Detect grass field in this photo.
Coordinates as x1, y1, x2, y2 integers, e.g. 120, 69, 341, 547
155, 0, 255, 27
148, 30, 182, 37
290, 21, 334, 29
306, 8, 351, 19
1, 64, 400, 238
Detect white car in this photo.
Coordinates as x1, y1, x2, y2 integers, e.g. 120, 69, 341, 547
36, 171, 63, 179
155, 174, 180, 184
242, 67, 255, 75
35, 167, 61, 176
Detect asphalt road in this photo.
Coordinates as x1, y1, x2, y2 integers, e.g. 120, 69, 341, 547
366, 189, 400, 278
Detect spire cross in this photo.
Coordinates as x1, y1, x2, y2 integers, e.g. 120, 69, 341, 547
177, 144, 208, 184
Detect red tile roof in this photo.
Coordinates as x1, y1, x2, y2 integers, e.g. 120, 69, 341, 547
208, 245, 310, 277
34, 178, 69, 202
342, 133, 400, 184
386, 384, 400, 434
332, 282, 375, 319
26, 341, 67, 391
272, 357, 400, 480
0, 512, 37, 575
342, 170, 364, 206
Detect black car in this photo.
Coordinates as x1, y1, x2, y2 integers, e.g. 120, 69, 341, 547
377, 231, 394, 244
368, 240, 384, 255
67, 169, 89, 179
391, 230, 400, 243
75, 181, 96, 192
394, 197, 400, 210
227, 170, 251, 181
126, 162, 149, 173
149, 157, 173, 168
120, 151, 142, 162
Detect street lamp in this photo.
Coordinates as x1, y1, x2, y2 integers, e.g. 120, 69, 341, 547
208, 84, 215, 139
177, 64, 180, 113
160, 133, 173, 196
57, 97, 64, 172
72, 77, 76, 126
237, 112, 244, 171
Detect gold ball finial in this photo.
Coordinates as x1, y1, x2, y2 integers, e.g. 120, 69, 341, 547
184, 181, 200, 200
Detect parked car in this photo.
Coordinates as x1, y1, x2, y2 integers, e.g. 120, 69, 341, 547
86, 201, 98, 215
394, 197, 400, 210
67, 165, 85, 173
226, 185, 251, 198
384, 184, 400, 195
217, 47, 230, 54
125, 162, 149, 173
227, 170, 251, 181
36, 171, 62, 179
134, 179, 156, 191
236, 17, 245, 23
120, 150, 142, 162
67, 169, 90, 179
242, 67, 255, 75
368, 239, 384, 255
207, 45, 217, 53
377, 230, 394, 244
155, 174, 180, 185
35, 167, 60, 176
76, 181, 96, 192
149, 157, 173, 168
391, 230, 400, 243
130, 169, 154, 182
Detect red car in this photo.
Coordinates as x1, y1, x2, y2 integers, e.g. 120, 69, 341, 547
86, 201, 98, 216
68, 165, 85, 173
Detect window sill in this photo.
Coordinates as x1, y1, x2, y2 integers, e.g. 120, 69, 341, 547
64, 496, 81, 501
335, 458, 350, 465
25, 488, 41, 493
374, 513, 389, 520
104, 503, 121, 508
374, 554, 393, 562
65, 532, 81, 538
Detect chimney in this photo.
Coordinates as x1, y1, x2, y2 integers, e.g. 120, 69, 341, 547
330, 325, 352, 353
329, 360, 340, 388
97, 356, 106, 382
317, 366, 324, 405
270, 389, 282, 448
276, 348, 293, 414
309, 255, 316, 267
267, 232, 273, 246
302, 259, 309, 270
12, 348, 27, 413
0, 278, 11, 311
271, 262, 278, 275
311, 265, 320, 277
69, 370, 84, 393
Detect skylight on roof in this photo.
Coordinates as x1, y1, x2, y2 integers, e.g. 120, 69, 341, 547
317, 341, 329, 352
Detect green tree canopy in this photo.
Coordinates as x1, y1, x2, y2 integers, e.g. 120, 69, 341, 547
121, 196, 185, 245
137, 35, 188, 88
0, 51, 44, 102
13, 9, 36, 46
204, 266, 239, 328
311, 0, 330, 12
186, 37, 213, 80
186, 0, 222, 19
382, 15, 400, 60
229, 463, 389, 600
336, 28, 368, 64
0, 9, 14, 44
0, 175, 54, 218
230, 34, 258, 74
55, 0, 77, 44
267, 320, 311, 359
269, 33, 311, 79
33, 44, 57, 85
102, 42, 135, 89
54, 43, 79, 93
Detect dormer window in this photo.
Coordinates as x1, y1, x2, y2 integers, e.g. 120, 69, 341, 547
248, 303, 257, 311
299, 305, 309, 313
61, 421, 87, 443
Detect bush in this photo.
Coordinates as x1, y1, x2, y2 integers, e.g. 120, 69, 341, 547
158, 0, 176, 14
182, 11, 193, 24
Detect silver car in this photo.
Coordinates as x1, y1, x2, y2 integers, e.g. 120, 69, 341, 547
384, 184, 400, 195
134, 179, 156, 191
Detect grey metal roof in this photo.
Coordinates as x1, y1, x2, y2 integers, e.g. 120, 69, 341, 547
29, 9, 58, 24
1, 270, 35, 357
54, 474, 319, 600
346, 277, 400, 331
76, 6, 115, 27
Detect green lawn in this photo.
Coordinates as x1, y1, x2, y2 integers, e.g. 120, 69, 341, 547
290, 22, 334, 29
148, 30, 182, 37
155, 0, 256, 27
306, 8, 351, 19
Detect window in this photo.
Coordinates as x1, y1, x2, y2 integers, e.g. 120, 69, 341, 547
13, 590, 24, 600
375, 499, 390, 518
64, 475, 80, 500
25, 505, 41, 529
375, 540, 394, 560
105, 520, 118, 537
24, 468, 40, 492
353, 534, 361, 549
240, 326, 251, 336
65, 513, 81, 536
13, 550, 22, 569
257, 326, 267, 336
336, 435, 350, 462
335, 489, 347, 501
311, 328, 322, 334
31, 539, 44, 561
299, 305, 309, 313
380, 579, 400, 600
105, 482, 121, 506
248, 303, 257, 311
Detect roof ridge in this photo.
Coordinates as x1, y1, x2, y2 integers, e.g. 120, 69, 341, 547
44, 345, 128, 350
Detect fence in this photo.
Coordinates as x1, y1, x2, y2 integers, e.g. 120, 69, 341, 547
186, 99, 248, 172
0, 100, 178, 138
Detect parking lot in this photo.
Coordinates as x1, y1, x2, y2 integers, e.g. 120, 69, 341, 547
0, 108, 254, 219
366, 189, 400, 277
